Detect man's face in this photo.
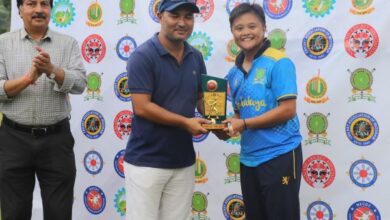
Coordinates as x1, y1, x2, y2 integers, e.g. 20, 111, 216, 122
158, 7, 195, 43
19, 0, 51, 32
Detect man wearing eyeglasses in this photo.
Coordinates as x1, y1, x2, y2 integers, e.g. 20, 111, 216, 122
124, 0, 209, 219
0, 0, 86, 219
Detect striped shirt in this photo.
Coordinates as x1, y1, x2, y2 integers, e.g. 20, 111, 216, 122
0, 28, 86, 125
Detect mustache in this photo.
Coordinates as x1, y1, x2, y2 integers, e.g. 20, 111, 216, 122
32, 13, 46, 19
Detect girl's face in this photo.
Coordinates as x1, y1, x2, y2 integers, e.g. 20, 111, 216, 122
231, 13, 266, 54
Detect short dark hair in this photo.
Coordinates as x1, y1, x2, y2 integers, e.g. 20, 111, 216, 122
229, 3, 266, 29
17, 0, 53, 8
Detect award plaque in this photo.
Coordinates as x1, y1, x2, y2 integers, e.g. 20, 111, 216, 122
201, 75, 227, 129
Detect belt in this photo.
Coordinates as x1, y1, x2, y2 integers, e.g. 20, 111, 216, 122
2, 115, 68, 137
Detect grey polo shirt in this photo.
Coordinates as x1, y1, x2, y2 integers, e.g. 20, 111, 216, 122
0, 28, 86, 125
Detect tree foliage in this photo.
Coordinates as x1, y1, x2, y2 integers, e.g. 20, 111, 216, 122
0, 0, 11, 34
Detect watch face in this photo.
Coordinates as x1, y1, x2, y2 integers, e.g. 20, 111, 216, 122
49, 73, 56, 79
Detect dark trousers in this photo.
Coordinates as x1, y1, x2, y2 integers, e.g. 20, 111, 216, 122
240, 145, 302, 220
0, 119, 76, 220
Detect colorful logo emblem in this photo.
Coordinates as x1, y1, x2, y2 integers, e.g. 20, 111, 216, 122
149, 0, 161, 23
225, 0, 249, 15
83, 150, 103, 175
114, 72, 131, 102
304, 70, 329, 104
303, 154, 335, 188
303, 0, 335, 17
348, 158, 378, 189
345, 113, 379, 146
113, 110, 133, 140
253, 68, 266, 85
114, 149, 125, 178
222, 194, 246, 220
82, 34, 106, 64
193, 112, 209, 142
225, 39, 241, 62
84, 186, 106, 215
188, 32, 213, 61
304, 112, 331, 145
303, 27, 333, 59
51, 0, 75, 28
191, 191, 210, 220
116, 36, 137, 61
263, 0, 292, 19
86, 1, 103, 26
118, 0, 136, 24
81, 110, 105, 139
224, 153, 240, 183
195, 152, 208, 184
268, 28, 288, 51
84, 72, 103, 101
347, 201, 381, 220
350, 0, 375, 15
114, 188, 126, 216
195, 0, 214, 22
306, 200, 334, 220
348, 68, 376, 102
344, 23, 379, 58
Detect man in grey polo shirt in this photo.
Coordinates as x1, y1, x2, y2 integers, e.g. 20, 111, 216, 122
0, 0, 86, 219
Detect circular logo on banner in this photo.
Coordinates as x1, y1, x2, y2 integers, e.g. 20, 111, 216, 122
85, 72, 103, 101
195, 156, 208, 184
344, 23, 379, 59
51, 0, 75, 28
193, 112, 209, 142
263, 0, 292, 19
303, 154, 336, 189
114, 149, 126, 178
114, 72, 131, 102
350, 0, 375, 15
114, 187, 126, 216
81, 110, 105, 139
83, 150, 103, 175
345, 113, 379, 146
225, 0, 249, 15
192, 191, 208, 213
188, 32, 213, 61
82, 34, 106, 64
303, 0, 335, 17
149, 0, 161, 23
86, 1, 103, 26
268, 28, 287, 51
350, 68, 373, 91
347, 201, 381, 220
84, 186, 106, 215
195, 0, 214, 22
303, 27, 333, 60
226, 153, 240, 175
349, 159, 378, 188
305, 74, 328, 103
306, 112, 328, 135
222, 194, 245, 220
116, 36, 137, 61
225, 39, 241, 62
306, 200, 333, 220
113, 110, 133, 140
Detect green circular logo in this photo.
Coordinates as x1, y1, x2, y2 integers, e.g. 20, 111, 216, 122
268, 28, 287, 50
352, 0, 373, 10
226, 153, 240, 174
350, 68, 373, 91
303, 0, 335, 17
192, 191, 208, 212
87, 72, 102, 91
52, 0, 76, 28
306, 112, 328, 134
120, 0, 135, 15
87, 2, 102, 23
306, 76, 327, 99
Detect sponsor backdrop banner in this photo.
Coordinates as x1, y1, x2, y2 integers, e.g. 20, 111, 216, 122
10, 0, 390, 219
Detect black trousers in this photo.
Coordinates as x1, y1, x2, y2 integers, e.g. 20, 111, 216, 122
0, 119, 76, 220
240, 145, 302, 220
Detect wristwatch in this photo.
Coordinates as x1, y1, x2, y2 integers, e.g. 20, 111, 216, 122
49, 72, 56, 79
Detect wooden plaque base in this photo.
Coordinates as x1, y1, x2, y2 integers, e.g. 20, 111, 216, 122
202, 123, 227, 130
